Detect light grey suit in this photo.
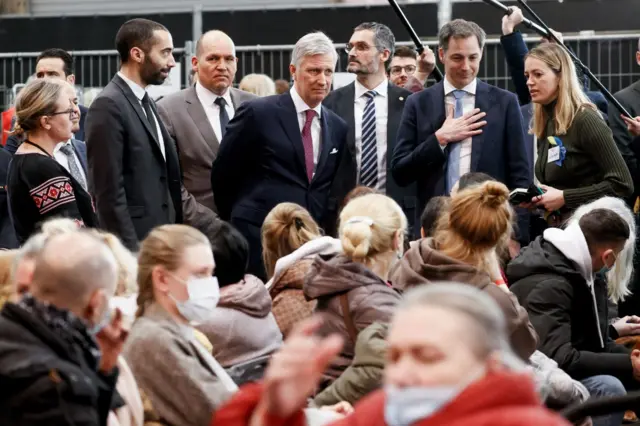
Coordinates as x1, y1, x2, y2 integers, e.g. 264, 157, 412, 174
157, 86, 258, 213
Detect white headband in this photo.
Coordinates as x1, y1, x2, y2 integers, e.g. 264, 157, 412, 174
345, 216, 374, 227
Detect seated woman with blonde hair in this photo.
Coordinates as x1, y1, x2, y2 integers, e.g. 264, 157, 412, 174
239, 74, 276, 97
262, 203, 341, 338
304, 193, 403, 385
391, 181, 538, 361
123, 224, 237, 426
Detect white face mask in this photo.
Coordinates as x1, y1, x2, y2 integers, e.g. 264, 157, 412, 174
384, 367, 486, 426
169, 275, 220, 324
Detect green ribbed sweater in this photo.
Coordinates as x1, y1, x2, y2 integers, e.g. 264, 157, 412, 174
535, 105, 633, 209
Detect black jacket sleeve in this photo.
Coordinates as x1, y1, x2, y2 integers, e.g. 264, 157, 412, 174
526, 278, 634, 381
391, 94, 446, 187
86, 96, 139, 250
609, 97, 638, 200
210, 102, 259, 220
500, 32, 531, 106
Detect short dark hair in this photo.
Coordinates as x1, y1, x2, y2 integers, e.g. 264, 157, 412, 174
393, 45, 417, 60
579, 209, 630, 254
438, 19, 486, 51
115, 18, 168, 63
209, 222, 250, 287
421, 196, 450, 238
354, 22, 396, 58
37, 48, 74, 76
457, 172, 495, 191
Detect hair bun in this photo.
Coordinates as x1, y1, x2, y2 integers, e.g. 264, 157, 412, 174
10, 122, 25, 137
478, 181, 509, 209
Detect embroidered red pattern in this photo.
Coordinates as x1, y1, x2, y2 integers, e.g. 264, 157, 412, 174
30, 176, 76, 215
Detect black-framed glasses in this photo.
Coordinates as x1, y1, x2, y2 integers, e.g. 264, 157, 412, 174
389, 65, 417, 76
49, 108, 78, 119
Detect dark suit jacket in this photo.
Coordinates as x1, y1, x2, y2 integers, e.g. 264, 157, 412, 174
391, 79, 531, 240
322, 81, 419, 236
70, 139, 88, 175
0, 146, 18, 249
5, 105, 88, 155
85, 75, 183, 250
609, 79, 640, 202
211, 92, 348, 270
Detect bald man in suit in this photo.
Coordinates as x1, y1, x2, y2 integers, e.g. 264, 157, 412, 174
157, 31, 257, 214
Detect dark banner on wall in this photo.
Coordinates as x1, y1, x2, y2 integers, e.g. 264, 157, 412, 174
1, 0, 639, 53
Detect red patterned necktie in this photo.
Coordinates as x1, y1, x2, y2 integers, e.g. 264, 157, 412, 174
301, 109, 316, 182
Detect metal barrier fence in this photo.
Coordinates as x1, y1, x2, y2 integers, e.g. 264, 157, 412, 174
1, 33, 639, 110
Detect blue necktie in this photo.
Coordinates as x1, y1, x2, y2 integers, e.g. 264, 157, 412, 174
445, 89, 467, 194
359, 90, 378, 188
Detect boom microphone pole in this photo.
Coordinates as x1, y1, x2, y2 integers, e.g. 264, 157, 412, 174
387, 0, 444, 82
515, 0, 632, 118
480, 0, 549, 36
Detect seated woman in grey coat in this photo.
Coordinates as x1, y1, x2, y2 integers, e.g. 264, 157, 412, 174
123, 224, 238, 426
197, 222, 283, 368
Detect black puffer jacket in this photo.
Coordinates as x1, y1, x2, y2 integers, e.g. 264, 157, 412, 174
507, 236, 632, 381
0, 302, 122, 426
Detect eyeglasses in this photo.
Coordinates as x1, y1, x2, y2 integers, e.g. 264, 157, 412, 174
49, 108, 79, 119
344, 43, 376, 55
389, 65, 417, 76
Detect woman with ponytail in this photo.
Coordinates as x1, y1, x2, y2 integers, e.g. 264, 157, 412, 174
303, 193, 404, 385
123, 225, 237, 426
262, 203, 341, 338
391, 181, 538, 360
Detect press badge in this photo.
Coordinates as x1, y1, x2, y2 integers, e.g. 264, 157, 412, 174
546, 136, 566, 166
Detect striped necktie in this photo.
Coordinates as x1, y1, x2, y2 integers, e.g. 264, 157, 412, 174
359, 90, 378, 188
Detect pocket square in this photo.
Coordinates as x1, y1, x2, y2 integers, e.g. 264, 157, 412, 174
330, 148, 338, 154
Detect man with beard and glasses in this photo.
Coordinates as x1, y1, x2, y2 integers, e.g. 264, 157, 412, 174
157, 30, 257, 215
323, 22, 419, 237
86, 18, 184, 251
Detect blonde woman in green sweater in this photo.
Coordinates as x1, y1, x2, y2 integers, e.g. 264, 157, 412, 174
523, 43, 632, 222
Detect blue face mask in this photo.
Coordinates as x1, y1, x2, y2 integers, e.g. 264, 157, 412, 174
87, 306, 111, 336
598, 252, 617, 276
384, 385, 459, 426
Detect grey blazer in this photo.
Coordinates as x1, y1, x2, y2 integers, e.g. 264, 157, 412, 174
123, 303, 233, 426
157, 87, 258, 213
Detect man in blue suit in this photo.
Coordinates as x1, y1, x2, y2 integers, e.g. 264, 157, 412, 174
211, 32, 349, 279
392, 19, 531, 242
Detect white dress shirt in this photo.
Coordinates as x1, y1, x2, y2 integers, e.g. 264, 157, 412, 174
354, 78, 389, 191
195, 82, 235, 142
117, 71, 166, 159
290, 86, 322, 175
53, 139, 87, 183
444, 77, 477, 177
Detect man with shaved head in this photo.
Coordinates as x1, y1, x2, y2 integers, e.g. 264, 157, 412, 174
0, 231, 127, 424
157, 29, 257, 215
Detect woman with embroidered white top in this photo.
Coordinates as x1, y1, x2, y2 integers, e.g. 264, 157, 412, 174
123, 224, 237, 426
